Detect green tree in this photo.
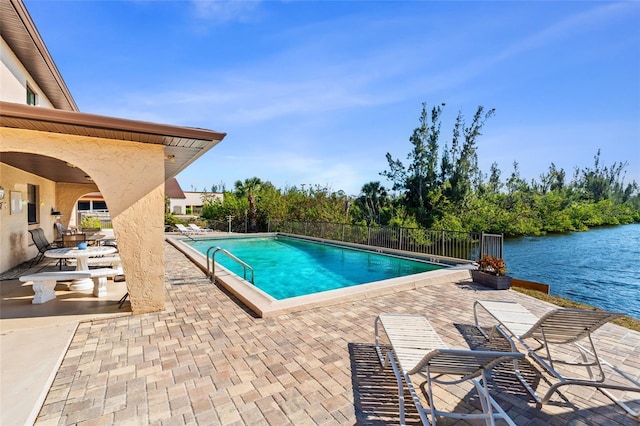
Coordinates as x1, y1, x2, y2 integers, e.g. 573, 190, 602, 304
382, 102, 494, 228
381, 102, 445, 227
576, 149, 632, 203
486, 162, 502, 195
234, 177, 263, 232
444, 106, 495, 208
356, 181, 388, 225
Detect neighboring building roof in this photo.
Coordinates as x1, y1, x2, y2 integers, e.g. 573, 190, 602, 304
1, 0, 77, 111
165, 178, 186, 199
0, 101, 227, 181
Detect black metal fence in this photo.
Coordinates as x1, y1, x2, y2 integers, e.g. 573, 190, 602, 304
267, 222, 503, 261
203, 218, 503, 262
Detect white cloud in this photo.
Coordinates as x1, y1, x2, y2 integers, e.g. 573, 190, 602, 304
495, 2, 633, 63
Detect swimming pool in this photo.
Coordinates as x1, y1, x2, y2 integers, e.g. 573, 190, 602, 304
168, 233, 473, 317
187, 235, 444, 299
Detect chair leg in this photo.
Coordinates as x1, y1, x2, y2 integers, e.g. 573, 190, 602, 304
29, 252, 44, 267
118, 292, 129, 308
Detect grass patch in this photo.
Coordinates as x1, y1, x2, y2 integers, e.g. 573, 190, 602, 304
512, 287, 640, 332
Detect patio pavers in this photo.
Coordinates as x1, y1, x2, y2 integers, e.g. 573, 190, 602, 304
33, 242, 640, 425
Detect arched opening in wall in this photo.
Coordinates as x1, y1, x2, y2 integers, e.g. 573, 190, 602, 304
0, 152, 96, 187
74, 192, 110, 230
0, 149, 125, 304
0, 151, 100, 251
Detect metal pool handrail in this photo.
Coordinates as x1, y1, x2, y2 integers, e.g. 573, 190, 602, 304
206, 246, 255, 284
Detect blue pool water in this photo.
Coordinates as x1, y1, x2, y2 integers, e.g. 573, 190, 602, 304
187, 236, 444, 300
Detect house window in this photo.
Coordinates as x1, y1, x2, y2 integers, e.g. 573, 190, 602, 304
26, 85, 37, 105
92, 201, 107, 211
27, 184, 38, 224
77, 201, 90, 211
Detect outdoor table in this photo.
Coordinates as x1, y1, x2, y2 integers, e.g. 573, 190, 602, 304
44, 246, 117, 290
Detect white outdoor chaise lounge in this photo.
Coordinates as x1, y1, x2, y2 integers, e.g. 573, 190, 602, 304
188, 223, 212, 233
473, 300, 640, 418
375, 313, 524, 425
175, 224, 196, 235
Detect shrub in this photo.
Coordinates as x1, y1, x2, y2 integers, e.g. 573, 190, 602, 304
80, 216, 101, 229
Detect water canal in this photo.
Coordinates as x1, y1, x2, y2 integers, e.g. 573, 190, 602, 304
504, 223, 640, 319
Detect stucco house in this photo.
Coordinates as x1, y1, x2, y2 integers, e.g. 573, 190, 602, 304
166, 177, 223, 216
0, 0, 226, 313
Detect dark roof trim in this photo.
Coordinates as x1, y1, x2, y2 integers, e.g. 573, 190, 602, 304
0, 101, 226, 142
1, 0, 78, 111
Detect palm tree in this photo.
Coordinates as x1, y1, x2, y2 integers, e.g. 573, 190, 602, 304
234, 177, 262, 232
359, 181, 388, 225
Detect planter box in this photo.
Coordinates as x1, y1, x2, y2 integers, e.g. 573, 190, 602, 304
81, 227, 101, 236
471, 270, 512, 290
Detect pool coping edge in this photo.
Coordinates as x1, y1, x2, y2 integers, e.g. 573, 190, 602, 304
165, 233, 475, 318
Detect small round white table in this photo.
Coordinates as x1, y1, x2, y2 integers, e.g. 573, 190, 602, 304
44, 246, 118, 291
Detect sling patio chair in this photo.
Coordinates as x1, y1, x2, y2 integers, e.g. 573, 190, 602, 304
29, 228, 55, 266
473, 300, 639, 418
375, 313, 524, 425
54, 222, 77, 240
28, 228, 59, 266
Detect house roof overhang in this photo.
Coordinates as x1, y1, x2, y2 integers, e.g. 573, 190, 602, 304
1, 0, 78, 111
0, 101, 227, 183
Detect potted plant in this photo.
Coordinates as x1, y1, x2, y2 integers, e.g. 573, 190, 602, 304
471, 255, 512, 290
80, 216, 102, 235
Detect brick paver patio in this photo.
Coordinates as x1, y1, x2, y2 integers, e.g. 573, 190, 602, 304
34, 242, 640, 425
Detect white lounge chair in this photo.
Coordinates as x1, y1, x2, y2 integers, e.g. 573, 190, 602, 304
375, 313, 524, 425
188, 223, 211, 233
175, 224, 196, 235
473, 300, 639, 418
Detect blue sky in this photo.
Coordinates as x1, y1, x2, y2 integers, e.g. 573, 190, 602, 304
26, 0, 639, 195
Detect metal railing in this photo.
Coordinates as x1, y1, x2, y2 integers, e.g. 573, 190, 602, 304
263, 220, 503, 262
77, 210, 113, 229
480, 233, 503, 259
198, 218, 504, 262
206, 246, 254, 284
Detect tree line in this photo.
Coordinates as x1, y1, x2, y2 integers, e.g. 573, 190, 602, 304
174, 102, 639, 237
